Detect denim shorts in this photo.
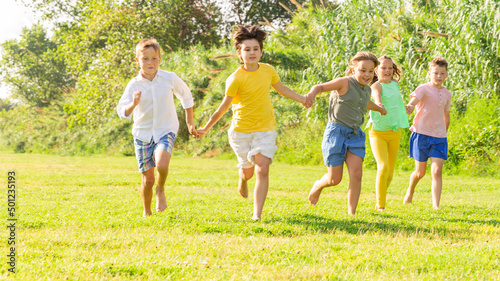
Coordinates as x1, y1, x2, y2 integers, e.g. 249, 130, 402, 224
409, 132, 448, 161
322, 122, 366, 167
228, 128, 277, 169
134, 133, 176, 173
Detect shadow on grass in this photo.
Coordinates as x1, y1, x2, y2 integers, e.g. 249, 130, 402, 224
279, 213, 426, 235
272, 207, 500, 237
438, 206, 500, 227
190, 213, 449, 238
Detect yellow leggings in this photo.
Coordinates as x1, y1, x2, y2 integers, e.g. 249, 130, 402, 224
369, 129, 402, 208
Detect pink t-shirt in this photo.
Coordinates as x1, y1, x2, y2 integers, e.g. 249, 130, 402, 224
409, 83, 452, 138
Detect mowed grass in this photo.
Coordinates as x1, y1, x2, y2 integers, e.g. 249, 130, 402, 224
0, 152, 499, 280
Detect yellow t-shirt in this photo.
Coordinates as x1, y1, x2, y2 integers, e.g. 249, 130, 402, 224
225, 63, 280, 133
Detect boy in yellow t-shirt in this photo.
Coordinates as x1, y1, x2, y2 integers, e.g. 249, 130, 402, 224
196, 25, 311, 221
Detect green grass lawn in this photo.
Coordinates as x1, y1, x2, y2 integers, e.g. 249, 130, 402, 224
0, 152, 499, 280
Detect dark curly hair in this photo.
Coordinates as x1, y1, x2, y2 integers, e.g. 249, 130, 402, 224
233, 25, 267, 52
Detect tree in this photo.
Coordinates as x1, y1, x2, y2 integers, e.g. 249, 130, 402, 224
0, 24, 74, 107
217, 0, 297, 33
50, 0, 223, 128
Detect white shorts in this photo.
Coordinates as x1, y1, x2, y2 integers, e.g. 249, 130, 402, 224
228, 128, 278, 169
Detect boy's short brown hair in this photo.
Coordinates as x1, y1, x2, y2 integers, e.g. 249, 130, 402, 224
232, 25, 267, 52
136, 38, 161, 58
429, 57, 448, 71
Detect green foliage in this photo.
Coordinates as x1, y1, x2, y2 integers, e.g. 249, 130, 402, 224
0, 98, 15, 112
447, 96, 500, 176
0, 101, 132, 155
0, 24, 74, 107
217, 0, 297, 33
1, 0, 499, 176
274, 122, 324, 165
53, 0, 222, 129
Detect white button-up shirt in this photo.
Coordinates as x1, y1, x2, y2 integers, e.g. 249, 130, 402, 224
117, 70, 194, 142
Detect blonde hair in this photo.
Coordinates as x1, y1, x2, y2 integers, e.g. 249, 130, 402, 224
371, 55, 402, 84
345, 51, 379, 76
429, 57, 448, 71
136, 38, 161, 58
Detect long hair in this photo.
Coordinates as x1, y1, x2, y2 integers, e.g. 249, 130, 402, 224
371, 55, 402, 84
345, 51, 379, 76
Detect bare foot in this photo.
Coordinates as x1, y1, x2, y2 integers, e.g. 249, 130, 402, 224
308, 181, 324, 205
238, 178, 248, 198
375, 205, 385, 211
251, 216, 261, 222
143, 210, 152, 217
156, 187, 167, 212
403, 193, 413, 204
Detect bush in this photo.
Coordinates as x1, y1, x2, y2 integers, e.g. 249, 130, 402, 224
447, 96, 500, 176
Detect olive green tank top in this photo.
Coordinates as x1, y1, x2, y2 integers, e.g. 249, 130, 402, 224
328, 76, 371, 130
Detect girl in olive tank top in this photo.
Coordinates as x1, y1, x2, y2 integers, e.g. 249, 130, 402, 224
304, 52, 387, 215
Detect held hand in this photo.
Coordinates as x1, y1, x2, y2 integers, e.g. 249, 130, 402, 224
379, 106, 387, 116
194, 128, 208, 138
306, 92, 317, 108
304, 93, 315, 108
405, 104, 414, 114
132, 91, 142, 106
377, 103, 387, 115
187, 123, 199, 138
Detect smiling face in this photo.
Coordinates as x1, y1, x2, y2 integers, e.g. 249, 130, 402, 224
428, 65, 448, 88
352, 60, 376, 86
237, 39, 262, 67
376, 58, 394, 83
136, 46, 161, 80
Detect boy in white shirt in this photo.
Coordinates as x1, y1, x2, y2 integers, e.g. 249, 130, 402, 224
117, 38, 197, 217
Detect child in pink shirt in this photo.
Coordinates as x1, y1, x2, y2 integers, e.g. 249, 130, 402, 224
404, 58, 452, 209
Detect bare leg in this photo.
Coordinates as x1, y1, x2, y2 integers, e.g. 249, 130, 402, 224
430, 157, 445, 209
141, 168, 155, 217
345, 151, 363, 215
238, 167, 254, 199
252, 153, 270, 221
155, 149, 171, 212
308, 165, 343, 205
404, 160, 427, 204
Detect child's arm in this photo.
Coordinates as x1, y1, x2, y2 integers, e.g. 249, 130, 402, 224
124, 90, 142, 117
405, 97, 419, 114
370, 82, 384, 108
271, 81, 308, 107
444, 110, 450, 132
184, 107, 199, 138
367, 100, 387, 115
305, 77, 349, 104
196, 95, 233, 137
